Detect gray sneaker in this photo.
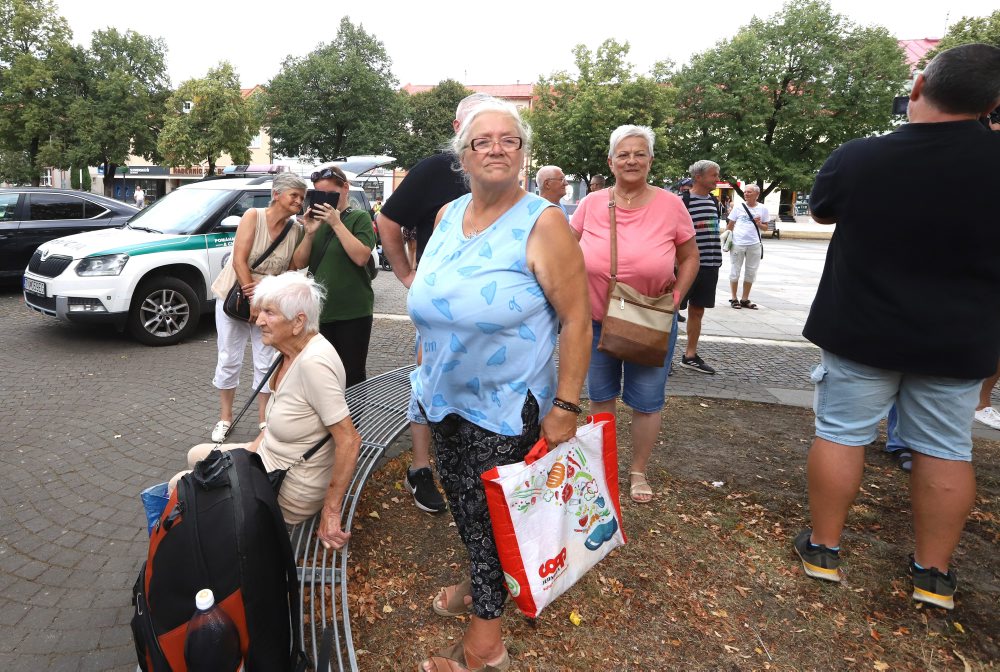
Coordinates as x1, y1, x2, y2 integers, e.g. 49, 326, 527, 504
793, 529, 841, 582
680, 354, 716, 375
910, 556, 957, 610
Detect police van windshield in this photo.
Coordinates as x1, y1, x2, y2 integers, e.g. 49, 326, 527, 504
125, 189, 234, 235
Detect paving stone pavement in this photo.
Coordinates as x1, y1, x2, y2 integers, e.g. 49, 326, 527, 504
1, 239, 997, 670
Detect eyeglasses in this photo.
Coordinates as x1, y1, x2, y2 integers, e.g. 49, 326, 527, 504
613, 151, 649, 162
469, 136, 523, 153
544, 177, 568, 185
310, 167, 346, 185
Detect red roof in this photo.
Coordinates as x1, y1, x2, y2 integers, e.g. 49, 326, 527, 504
402, 83, 533, 99
898, 38, 940, 69
241, 85, 264, 98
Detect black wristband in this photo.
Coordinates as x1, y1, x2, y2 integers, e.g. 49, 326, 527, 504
552, 397, 582, 415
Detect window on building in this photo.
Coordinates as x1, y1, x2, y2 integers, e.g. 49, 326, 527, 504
182, 101, 194, 114
249, 133, 261, 149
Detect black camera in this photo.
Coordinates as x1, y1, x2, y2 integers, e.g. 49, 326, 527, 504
892, 95, 910, 116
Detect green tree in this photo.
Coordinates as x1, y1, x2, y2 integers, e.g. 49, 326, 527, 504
263, 17, 401, 161
392, 79, 472, 168
0, 0, 83, 185
69, 28, 169, 196
528, 39, 677, 186
669, 0, 908, 198
158, 62, 254, 177
923, 10, 1000, 63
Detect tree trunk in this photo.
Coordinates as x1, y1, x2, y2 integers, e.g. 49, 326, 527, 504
207, 158, 216, 177
29, 137, 40, 187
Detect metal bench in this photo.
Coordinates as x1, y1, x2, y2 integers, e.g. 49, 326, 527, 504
287, 364, 415, 672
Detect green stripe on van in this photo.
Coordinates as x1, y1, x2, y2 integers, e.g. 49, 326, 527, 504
91, 233, 234, 257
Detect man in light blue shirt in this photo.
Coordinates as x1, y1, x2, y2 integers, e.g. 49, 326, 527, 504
536, 165, 569, 218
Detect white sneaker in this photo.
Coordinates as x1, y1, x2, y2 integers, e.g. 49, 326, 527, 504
211, 420, 232, 442
974, 406, 1000, 430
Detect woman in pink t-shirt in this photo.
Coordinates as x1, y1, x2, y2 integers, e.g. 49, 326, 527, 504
570, 124, 699, 504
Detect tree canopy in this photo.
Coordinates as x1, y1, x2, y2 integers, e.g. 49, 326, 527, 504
70, 28, 169, 195
392, 79, 472, 169
668, 0, 908, 198
528, 39, 676, 185
263, 18, 400, 161
0, 0, 81, 185
923, 10, 1000, 62
158, 62, 255, 176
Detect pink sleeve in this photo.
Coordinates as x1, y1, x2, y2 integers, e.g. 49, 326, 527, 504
569, 194, 588, 235
671, 197, 695, 245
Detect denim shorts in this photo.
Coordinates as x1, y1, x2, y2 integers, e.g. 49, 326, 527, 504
586, 318, 678, 413
811, 349, 980, 461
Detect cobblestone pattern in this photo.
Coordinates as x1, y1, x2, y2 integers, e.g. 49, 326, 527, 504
0, 285, 996, 670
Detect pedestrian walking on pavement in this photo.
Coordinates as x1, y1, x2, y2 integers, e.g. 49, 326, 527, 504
570, 124, 699, 504
794, 43, 1000, 610
679, 160, 724, 375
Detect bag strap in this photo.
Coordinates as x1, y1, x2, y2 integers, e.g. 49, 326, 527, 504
250, 214, 296, 271
608, 190, 618, 279
742, 202, 764, 247
220, 354, 283, 444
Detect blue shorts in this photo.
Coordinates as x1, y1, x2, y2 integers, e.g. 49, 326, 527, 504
586, 318, 678, 413
811, 349, 980, 461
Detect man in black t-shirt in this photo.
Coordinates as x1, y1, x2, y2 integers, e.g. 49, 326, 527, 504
376, 92, 488, 514
794, 44, 1000, 611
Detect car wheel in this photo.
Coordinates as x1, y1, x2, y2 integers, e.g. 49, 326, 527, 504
128, 276, 200, 346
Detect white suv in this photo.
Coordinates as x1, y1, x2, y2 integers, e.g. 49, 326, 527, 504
23, 174, 372, 345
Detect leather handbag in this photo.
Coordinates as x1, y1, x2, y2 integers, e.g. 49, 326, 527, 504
223, 216, 296, 322
596, 192, 674, 368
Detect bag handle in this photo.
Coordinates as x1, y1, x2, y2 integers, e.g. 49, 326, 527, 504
521, 413, 612, 465
219, 355, 283, 444
608, 190, 618, 279
250, 214, 296, 271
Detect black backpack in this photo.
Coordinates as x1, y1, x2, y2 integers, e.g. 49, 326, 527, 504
130, 448, 308, 671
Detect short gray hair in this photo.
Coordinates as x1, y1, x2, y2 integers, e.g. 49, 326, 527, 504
744, 184, 761, 195
270, 172, 307, 204
450, 97, 532, 158
455, 93, 494, 126
536, 165, 561, 187
689, 160, 720, 177
608, 125, 655, 159
252, 271, 326, 333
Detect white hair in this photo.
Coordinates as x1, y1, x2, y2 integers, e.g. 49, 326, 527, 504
450, 98, 532, 158
689, 160, 720, 177
455, 93, 494, 126
535, 165, 561, 188
608, 125, 655, 159
252, 271, 326, 333
744, 184, 761, 194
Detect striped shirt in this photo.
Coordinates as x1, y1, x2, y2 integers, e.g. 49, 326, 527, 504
684, 193, 722, 268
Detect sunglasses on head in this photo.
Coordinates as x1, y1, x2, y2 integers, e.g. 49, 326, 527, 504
310, 167, 345, 184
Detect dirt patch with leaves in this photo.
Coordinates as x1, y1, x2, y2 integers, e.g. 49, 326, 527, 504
329, 397, 999, 671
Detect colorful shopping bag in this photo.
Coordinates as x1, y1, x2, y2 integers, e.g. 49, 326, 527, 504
481, 413, 626, 618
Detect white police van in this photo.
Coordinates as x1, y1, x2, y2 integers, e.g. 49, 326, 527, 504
23, 167, 377, 345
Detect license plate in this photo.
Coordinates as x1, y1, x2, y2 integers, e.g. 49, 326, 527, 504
23, 277, 46, 296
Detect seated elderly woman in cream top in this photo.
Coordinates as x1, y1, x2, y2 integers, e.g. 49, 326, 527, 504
175, 272, 361, 549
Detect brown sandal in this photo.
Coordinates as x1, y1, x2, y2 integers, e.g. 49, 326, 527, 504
418, 642, 510, 672
432, 578, 472, 617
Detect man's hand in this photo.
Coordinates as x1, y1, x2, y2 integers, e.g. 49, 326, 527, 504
318, 505, 350, 550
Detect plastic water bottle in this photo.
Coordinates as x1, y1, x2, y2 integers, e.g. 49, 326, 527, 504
183, 588, 242, 672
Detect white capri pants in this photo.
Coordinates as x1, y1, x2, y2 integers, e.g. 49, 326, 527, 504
212, 300, 274, 392
729, 243, 763, 284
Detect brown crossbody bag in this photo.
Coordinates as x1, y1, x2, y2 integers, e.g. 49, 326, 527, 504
596, 191, 674, 367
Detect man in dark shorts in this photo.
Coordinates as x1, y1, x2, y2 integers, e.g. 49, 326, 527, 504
679, 160, 722, 374
375, 92, 490, 513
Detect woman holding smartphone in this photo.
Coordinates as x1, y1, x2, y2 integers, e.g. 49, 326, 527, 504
291, 165, 377, 387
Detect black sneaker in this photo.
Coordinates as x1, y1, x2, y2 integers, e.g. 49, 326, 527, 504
680, 354, 716, 375
405, 467, 446, 514
910, 556, 957, 610
793, 529, 841, 582
678, 313, 687, 323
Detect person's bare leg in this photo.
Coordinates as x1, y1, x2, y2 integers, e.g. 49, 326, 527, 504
257, 392, 270, 426
628, 410, 661, 502
806, 438, 866, 547
741, 281, 754, 302
219, 388, 235, 422
409, 422, 432, 470
684, 304, 705, 358
730, 279, 739, 303
910, 453, 975, 571
420, 616, 505, 671
976, 359, 1000, 410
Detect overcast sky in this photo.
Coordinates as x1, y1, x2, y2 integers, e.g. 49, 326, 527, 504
55, 0, 988, 88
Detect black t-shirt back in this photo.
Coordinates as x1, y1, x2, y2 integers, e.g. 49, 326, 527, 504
379, 152, 469, 262
804, 120, 1000, 379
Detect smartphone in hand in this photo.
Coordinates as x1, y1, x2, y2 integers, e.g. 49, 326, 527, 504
307, 190, 339, 211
